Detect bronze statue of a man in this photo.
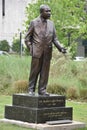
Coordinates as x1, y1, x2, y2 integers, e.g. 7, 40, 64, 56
25, 4, 66, 96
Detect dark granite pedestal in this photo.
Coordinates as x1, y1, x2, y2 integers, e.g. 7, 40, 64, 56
5, 94, 73, 123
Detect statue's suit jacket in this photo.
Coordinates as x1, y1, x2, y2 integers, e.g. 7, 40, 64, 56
25, 16, 63, 60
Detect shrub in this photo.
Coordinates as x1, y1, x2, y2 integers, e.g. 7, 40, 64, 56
69, 42, 77, 59
12, 36, 24, 53
12, 38, 20, 53
47, 84, 66, 95
71, 63, 78, 76
13, 80, 28, 93
80, 88, 87, 99
79, 76, 87, 87
0, 75, 12, 95
66, 87, 78, 99
24, 47, 30, 55
0, 40, 10, 52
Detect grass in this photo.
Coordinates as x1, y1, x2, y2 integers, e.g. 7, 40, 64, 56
0, 95, 11, 119
0, 123, 33, 130
75, 128, 87, 130
1, 54, 87, 96
0, 55, 31, 81
0, 55, 31, 94
67, 101, 87, 125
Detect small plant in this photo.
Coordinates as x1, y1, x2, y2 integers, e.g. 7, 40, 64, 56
69, 42, 77, 59
70, 62, 78, 76
66, 87, 79, 99
80, 88, 87, 99
47, 83, 66, 95
13, 80, 28, 93
79, 76, 87, 86
24, 47, 30, 55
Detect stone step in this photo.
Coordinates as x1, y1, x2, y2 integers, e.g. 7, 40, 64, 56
13, 93, 66, 108
46, 119, 72, 125
5, 105, 72, 123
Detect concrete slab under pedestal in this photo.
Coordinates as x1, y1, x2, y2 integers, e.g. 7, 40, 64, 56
0, 119, 85, 130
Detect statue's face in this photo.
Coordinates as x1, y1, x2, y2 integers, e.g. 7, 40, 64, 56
41, 6, 51, 19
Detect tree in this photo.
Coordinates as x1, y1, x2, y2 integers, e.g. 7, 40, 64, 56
24, 0, 87, 57
12, 36, 24, 54
12, 38, 20, 53
0, 40, 10, 52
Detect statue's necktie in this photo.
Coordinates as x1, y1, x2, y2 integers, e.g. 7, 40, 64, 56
42, 20, 47, 36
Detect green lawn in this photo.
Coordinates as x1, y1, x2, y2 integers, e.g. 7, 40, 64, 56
0, 95, 87, 130
0, 123, 33, 130
67, 101, 87, 125
0, 95, 12, 119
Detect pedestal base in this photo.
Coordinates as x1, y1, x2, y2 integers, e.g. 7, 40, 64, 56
5, 93, 73, 123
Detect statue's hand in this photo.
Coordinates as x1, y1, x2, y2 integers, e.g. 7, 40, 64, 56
26, 42, 31, 49
61, 48, 67, 54
25, 42, 32, 55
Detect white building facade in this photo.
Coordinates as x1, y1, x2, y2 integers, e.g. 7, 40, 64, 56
0, 0, 33, 44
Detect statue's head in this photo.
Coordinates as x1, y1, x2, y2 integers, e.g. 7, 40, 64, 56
40, 5, 51, 19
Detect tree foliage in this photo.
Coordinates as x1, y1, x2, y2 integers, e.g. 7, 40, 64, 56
12, 38, 20, 53
12, 35, 24, 53
0, 40, 10, 52
24, 0, 87, 57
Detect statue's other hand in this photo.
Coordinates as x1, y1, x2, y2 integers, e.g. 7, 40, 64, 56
61, 48, 67, 54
